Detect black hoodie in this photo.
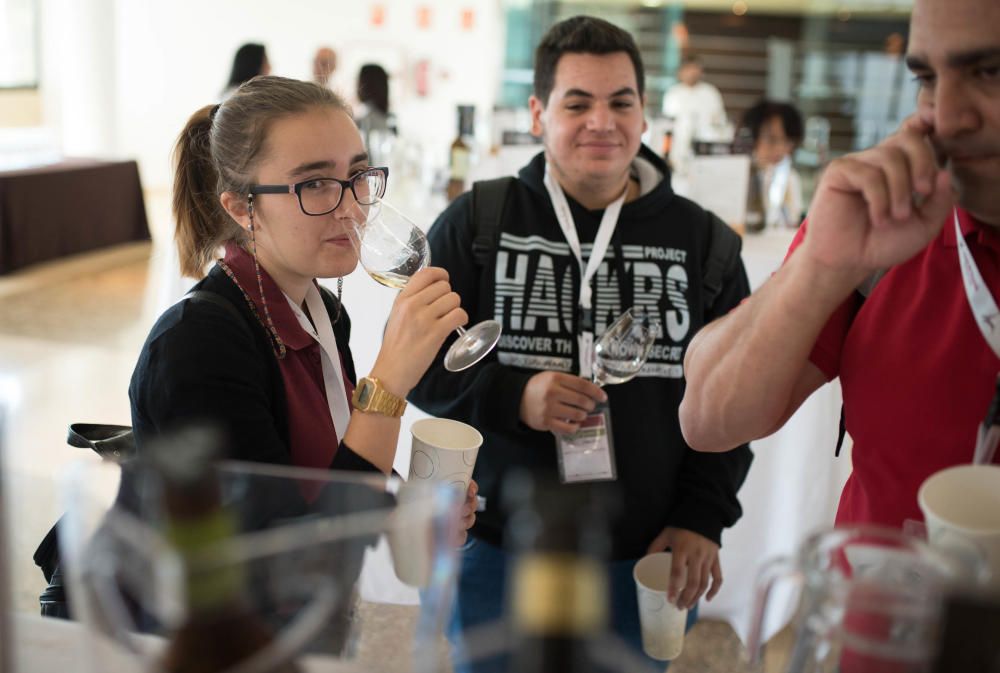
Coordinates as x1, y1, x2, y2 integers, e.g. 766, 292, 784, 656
409, 145, 753, 559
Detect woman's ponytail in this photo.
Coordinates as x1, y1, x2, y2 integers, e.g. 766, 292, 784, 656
171, 78, 350, 279
172, 105, 231, 279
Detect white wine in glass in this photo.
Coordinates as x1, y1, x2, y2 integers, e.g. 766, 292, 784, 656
351, 199, 502, 372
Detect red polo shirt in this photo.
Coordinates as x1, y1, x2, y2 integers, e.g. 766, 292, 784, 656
786, 208, 1000, 528
223, 243, 355, 470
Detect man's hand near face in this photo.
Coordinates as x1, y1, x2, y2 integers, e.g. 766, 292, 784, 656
801, 116, 956, 289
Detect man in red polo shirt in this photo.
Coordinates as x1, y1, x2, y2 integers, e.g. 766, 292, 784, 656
679, 0, 1000, 530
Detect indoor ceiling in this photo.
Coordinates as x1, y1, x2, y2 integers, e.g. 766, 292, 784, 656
556, 0, 913, 16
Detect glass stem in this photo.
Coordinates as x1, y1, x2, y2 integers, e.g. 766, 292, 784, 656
455, 327, 467, 336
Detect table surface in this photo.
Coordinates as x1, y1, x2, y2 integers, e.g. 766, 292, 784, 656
9, 613, 371, 673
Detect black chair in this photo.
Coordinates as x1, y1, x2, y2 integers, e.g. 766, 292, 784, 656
33, 424, 134, 618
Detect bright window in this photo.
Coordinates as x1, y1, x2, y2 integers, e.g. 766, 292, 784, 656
0, 0, 39, 89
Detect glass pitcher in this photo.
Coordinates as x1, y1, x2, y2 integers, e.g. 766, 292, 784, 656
58, 458, 463, 673
747, 525, 983, 673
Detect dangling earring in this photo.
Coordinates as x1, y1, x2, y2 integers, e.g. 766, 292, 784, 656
333, 276, 344, 324
247, 194, 286, 359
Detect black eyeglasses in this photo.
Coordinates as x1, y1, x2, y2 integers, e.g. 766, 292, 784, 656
248, 166, 389, 216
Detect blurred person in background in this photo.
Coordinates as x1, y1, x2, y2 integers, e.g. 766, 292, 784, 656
681, 0, 1000, 534
313, 46, 338, 88
354, 64, 396, 166
661, 55, 728, 178
740, 100, 805, 231
411, 16, 752, 672
222, 42, 271, 100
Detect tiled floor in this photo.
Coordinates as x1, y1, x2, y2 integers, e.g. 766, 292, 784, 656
0, 193, 789, 671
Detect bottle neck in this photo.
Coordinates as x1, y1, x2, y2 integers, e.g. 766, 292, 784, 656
457, 106, 475, 138
168, 507, 245, 614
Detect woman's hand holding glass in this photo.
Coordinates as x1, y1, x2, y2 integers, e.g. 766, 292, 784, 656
350, 199, 502, 371
369, 266, 468, 397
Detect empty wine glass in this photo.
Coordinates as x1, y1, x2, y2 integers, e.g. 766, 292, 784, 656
571, 307, 658, 455
350, 199, 502, 372
592, 307, 658, 387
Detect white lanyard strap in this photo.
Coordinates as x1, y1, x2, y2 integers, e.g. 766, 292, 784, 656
290, 286, 352, 441
544, 166, 626, 311
543, 165, 628, 376
954, 209, 1000, 361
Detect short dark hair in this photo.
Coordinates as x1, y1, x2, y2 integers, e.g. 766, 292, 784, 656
740, 99, 804, 145
357, 63, 390, 116
226, 43, 267, 89
533, 15, 645, 104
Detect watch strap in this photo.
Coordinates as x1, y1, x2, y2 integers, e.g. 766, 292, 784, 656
353, 377, 407, 418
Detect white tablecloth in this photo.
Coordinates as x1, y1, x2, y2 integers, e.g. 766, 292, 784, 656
697, 229, 852, 643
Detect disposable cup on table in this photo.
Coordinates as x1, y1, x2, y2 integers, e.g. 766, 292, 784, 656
633, 552, 687, 661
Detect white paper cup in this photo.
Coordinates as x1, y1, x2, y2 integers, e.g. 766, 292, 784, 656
388, 480, 436, 587
407, 418, 482, 492
918, 464, 1000, 587
390, 418, 482, 587
633, 552, 688, 661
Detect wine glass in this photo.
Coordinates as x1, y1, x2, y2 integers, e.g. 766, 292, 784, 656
350, 199, 502, 372
592, 307, 658, 387
569, 307, 657, 454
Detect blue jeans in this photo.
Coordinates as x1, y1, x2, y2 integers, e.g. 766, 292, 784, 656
444, 536, 699, 673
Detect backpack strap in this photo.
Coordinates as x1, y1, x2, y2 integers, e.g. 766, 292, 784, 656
856, 269, 888, 299
702, 211, 742, 313
834, 269, 890, 457
471, 177, 515, 267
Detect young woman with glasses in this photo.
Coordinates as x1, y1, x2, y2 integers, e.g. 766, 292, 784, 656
130, 77, 476, 535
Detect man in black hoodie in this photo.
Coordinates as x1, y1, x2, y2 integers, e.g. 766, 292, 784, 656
409, 16, 753, 669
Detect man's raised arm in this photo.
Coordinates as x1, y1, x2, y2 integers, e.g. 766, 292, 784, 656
680, 117, 956, 453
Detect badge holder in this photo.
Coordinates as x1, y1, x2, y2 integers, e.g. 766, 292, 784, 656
556, 400, 618, 484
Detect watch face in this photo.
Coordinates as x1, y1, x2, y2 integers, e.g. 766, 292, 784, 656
357, 381, 373, 406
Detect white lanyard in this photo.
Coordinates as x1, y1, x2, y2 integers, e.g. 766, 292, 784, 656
543, 165, 628, 377
287, 285, 352, 441
954, 209, 1000, 361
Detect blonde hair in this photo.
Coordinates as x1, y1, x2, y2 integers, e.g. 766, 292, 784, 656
172, 76, 349, 278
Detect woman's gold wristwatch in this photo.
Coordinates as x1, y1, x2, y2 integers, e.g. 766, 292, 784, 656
352, 377, 407, 418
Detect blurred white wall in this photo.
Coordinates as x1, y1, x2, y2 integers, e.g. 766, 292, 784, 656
36, 0, 506, 189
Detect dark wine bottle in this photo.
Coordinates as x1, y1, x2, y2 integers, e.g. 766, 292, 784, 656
447, 104, 475, 202
504, 473, 614, 673
150, 427, 300, 673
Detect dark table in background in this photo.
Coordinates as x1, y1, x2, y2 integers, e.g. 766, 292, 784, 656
0, 159, 150, 275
